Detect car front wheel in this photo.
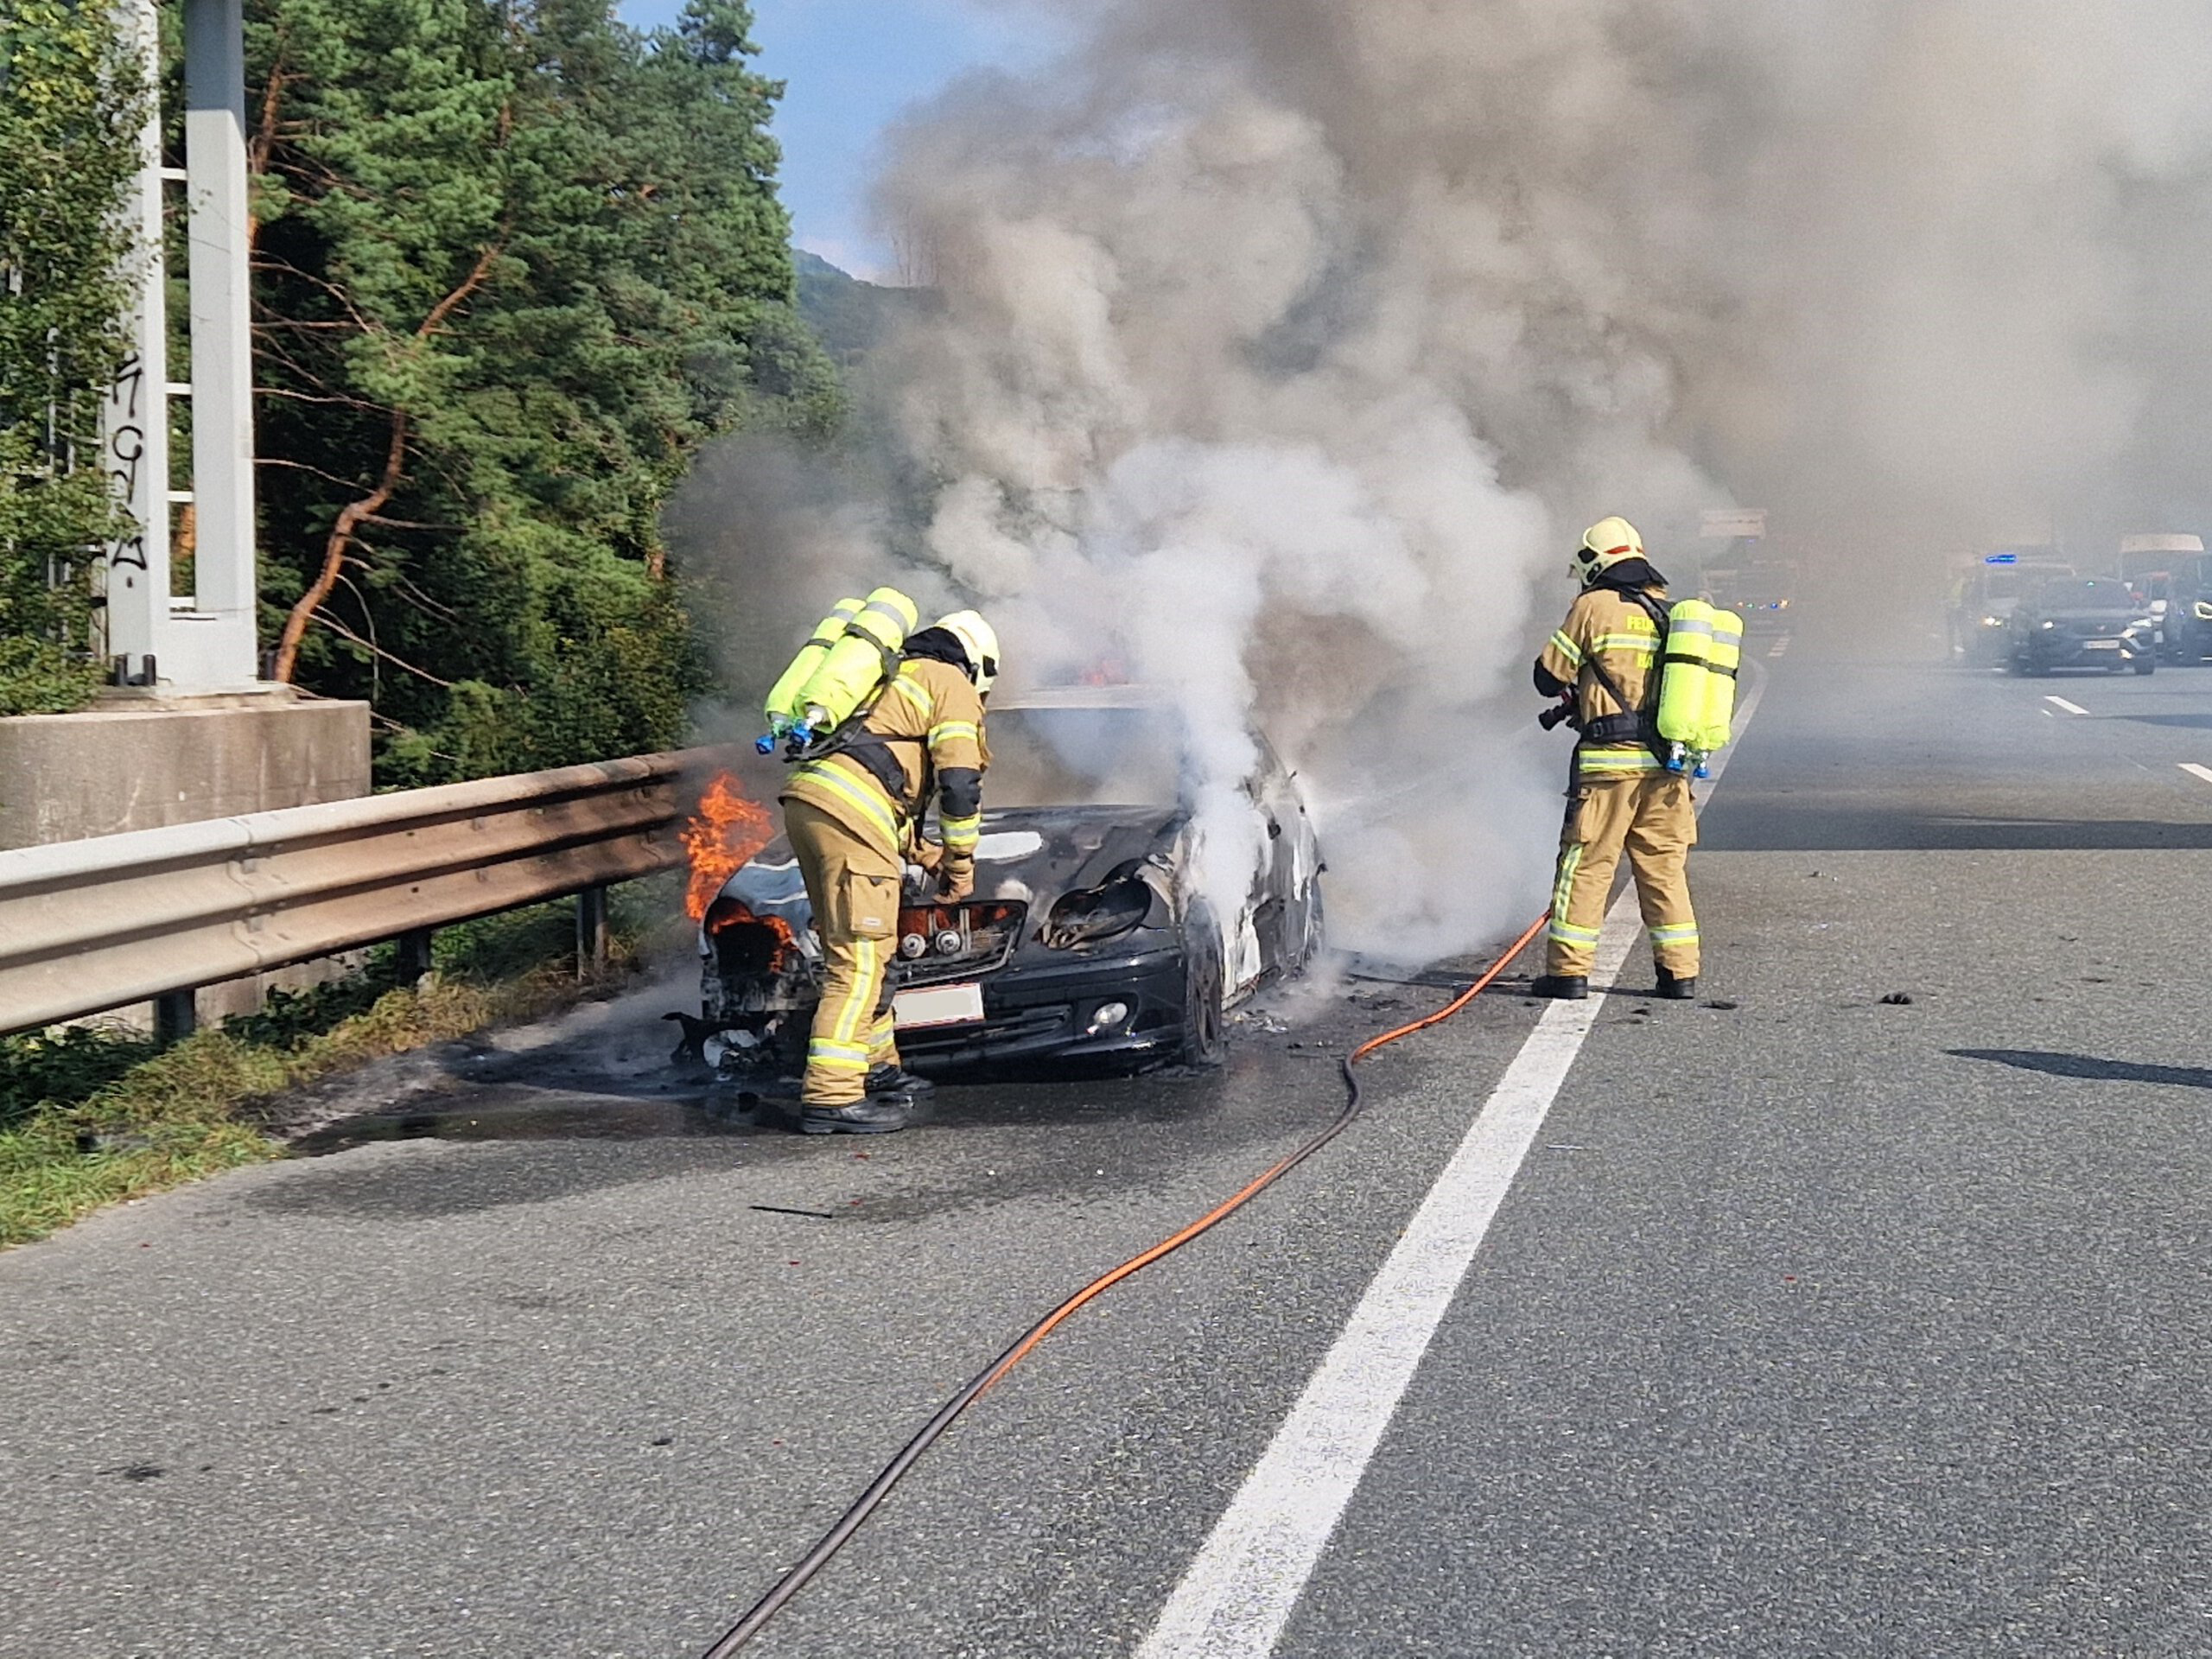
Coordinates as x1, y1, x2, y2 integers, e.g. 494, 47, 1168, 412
1178, 904, 1227, 1069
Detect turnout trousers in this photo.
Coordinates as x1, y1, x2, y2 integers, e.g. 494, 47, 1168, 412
1548, 756, 1700, 979
783, 798, 904, 1106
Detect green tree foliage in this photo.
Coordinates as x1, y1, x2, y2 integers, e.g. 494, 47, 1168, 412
0, 4, 143, 716
243, 0, 835, 783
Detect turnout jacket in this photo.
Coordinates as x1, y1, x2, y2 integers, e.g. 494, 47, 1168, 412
1535, 563, 1670, 774
780, 657, 988, 880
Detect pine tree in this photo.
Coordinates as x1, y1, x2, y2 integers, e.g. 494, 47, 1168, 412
0, 3, 144, 715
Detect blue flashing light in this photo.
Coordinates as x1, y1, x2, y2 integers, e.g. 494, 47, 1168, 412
1985, 552, 2019, 565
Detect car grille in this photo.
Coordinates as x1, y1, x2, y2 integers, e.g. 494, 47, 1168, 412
893, 899, 1027, 987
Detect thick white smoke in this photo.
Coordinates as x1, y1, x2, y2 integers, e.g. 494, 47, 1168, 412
681, 2, 2212, 961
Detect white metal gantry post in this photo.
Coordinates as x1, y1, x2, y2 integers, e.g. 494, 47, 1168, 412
103, 0, 259, 690
101, 0, 173, 684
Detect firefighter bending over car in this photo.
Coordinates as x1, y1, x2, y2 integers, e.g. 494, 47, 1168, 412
1533, 517, 1722, 1002
772, 601, 999, 1135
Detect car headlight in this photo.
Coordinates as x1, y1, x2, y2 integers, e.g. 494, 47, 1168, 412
1981, 615, 2004, 627
1039, 862, 1156, 949
2129, 618, 2154, 632
2196, 601, 2212, 622
2039, 619, 2058, 629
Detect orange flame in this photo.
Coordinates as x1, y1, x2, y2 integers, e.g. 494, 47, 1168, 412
683, 772, 776, 921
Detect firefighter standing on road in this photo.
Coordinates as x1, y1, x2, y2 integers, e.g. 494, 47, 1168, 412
1532, 518, 1700, 1001
779, 611, 998, 1135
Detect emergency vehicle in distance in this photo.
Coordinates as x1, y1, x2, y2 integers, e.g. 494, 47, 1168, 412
1702, 556, 1799, 627
1948, 548, 2075, 668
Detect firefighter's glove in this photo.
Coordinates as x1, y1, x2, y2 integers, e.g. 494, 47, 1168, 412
937, 857, 976, 903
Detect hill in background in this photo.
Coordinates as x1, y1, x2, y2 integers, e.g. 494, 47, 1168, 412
795, 250, 938, 361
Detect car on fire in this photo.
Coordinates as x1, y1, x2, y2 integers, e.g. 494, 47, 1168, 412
2006, 577, 2158, 676
690, 685, 1325, 1086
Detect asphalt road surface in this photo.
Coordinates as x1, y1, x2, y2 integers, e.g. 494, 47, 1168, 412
6, 621, 2212, 1658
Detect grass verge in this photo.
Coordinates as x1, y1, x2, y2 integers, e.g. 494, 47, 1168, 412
0, 880, 684, 1250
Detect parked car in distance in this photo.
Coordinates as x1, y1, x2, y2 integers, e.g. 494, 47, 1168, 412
2006, 577, 2157, 676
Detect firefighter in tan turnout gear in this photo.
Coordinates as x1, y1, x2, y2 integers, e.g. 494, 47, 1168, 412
1532, 518, 1700, 1001
779, 611, 997, 1134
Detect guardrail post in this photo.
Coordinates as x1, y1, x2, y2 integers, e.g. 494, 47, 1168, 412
576, 885, 609, 979
154, 989, 197, 1046
396, 927, 435, 986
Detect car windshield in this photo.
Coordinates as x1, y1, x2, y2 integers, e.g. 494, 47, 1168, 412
982, 704, 1187, 809
2040, 580, 2133, 608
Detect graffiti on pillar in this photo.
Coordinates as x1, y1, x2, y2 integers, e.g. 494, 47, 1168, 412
105, 352, 149, 572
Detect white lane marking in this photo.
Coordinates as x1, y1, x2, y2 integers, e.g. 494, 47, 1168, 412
1139, 674, 1765, 1659
1135, 906, 1639, 1659
1766, 635, 1790, 658
2181, 764, 2212, 786
2045, 696, 2088, 715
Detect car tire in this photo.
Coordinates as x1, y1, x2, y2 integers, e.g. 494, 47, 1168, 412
1296, 880, 1326, 972
2135, 658, 2156, 676
1178, 903, 1228, 1070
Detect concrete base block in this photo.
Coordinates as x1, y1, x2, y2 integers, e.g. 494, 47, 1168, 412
0, 685, 370, 850
1, 687, 372, 1032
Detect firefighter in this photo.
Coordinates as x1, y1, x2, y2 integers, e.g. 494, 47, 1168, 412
1532, 518, 1700, 1001
778, 610, 998, 1133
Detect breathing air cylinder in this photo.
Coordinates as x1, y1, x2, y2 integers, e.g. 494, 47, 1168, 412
1701, 609, 1744, 752
788, 586, 919, 734
764, 597, 866, 733
1655, 599, 1717, 747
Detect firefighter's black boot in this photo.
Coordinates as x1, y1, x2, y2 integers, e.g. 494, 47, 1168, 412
801, 1093, 919, 1135
1533, 974, 1589, 1001
866, 1063, 936, 1098
1656, 968, 1698, 1001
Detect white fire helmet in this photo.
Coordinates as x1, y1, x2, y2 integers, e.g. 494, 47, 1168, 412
1570, 516, 1644, 586
934, 610, 1000, 696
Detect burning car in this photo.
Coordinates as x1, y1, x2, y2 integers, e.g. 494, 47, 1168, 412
688, 685, 1325, 1082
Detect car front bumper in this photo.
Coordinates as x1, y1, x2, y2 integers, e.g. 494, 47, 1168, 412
898, 940, 1192, 1071
2018, 632, 2153, 668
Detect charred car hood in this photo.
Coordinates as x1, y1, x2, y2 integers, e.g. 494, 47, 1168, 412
715, 804, 1189, 950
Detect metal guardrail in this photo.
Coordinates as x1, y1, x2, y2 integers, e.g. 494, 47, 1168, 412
0, 747, 728, 1037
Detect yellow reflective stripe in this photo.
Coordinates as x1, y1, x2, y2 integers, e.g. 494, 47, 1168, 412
928, 720, 979, 747
1578, 749, 1662, 771
1549, 630, 1585, 666
832, 938, 882, 1046
889, 673, 935, 719
1548, 920, 1601, 944
1552, 843, 1583, 925
938, 811, 981, 850
1591, 633, 1661, 653
806, 1045, 871, 1073
795, 760, 902, 842
1649, 924, 1700, 944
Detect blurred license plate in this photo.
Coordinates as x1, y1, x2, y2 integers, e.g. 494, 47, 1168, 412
2084, 639, 2119, 649
893, 982, 984, 1029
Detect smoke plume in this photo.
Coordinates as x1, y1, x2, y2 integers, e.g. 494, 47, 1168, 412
682, 2, 2212, 961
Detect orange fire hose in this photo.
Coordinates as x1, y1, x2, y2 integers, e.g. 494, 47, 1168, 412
698, 912, 1552, 1656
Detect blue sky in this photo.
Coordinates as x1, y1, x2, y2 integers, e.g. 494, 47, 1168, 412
617, 0, 1060, 279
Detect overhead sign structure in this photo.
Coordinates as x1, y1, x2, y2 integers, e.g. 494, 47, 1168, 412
1700, 509, 1767, 540
2120, 534, 2204, 556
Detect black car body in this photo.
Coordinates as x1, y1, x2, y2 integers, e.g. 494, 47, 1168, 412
2006, 578, 2157, 675
692, 687, 1325, 1080
1707, 560, 1798, 629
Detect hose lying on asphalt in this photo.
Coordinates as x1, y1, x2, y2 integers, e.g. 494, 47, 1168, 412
697, 912, 1553, 1657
